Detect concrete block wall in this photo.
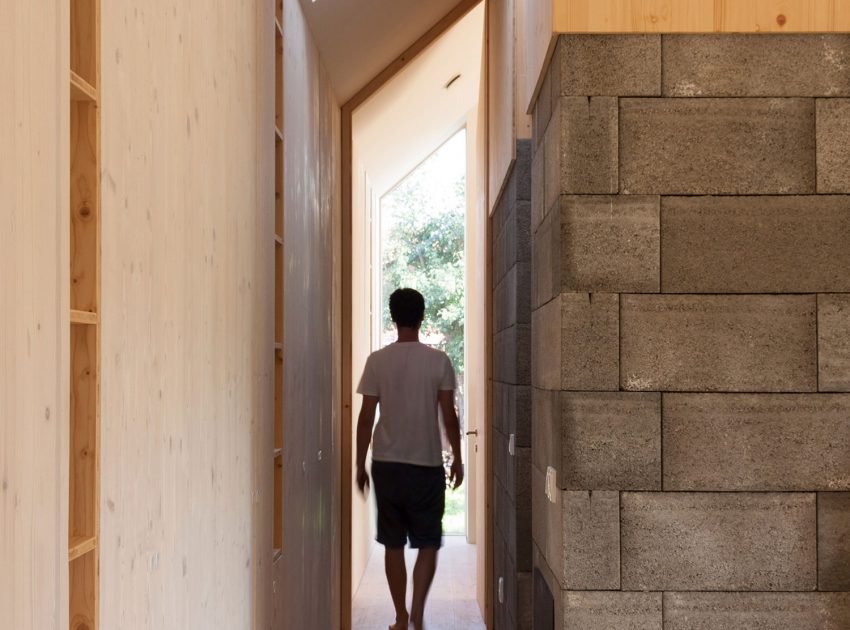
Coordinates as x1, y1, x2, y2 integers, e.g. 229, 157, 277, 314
530, 34, 850, 629
492, 140, 533, 630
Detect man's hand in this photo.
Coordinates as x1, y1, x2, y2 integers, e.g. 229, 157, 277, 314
356, 465, 370, 495
449, 459, 464, 490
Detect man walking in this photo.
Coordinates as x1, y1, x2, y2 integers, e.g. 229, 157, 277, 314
356, 288, 464, 630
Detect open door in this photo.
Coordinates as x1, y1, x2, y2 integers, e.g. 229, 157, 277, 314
467, 21, 491, 620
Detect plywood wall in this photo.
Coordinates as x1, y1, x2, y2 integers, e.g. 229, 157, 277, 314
488, 0, 533, 214
0, 2, 69, 629
99, 1, 271, 627
277, 0, 342, 626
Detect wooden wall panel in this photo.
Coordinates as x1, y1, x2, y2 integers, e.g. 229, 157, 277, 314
99, 1, 270, 628
488, 0, 516, 214
489, 0, 534, 214
0, 1, 69, 629
524, 0, 850, 113
278, 0, 342, 627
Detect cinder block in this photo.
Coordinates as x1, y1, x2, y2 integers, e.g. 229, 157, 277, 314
517, 572, 532, 630
621, 295, 817, 392
514, 385, 531, 447
819, 294, 850, 391
493, 269, 515, 334
533, 59, 554, 150
664, 592, 850, 630
494, 263, 529, 333
663, 34, 850, 97
516, 324, 530, 386
664, 394, 850, 491
819, 493, 850, 591
543, 490, 620, 590
531, 139, 545, 232
516, 140, 532, 202
494, 428, 508, 487
532, 387, 560, 473
545, 97, 618, 203
515, 448, 532, 572
560, 196, 660, 292
531, 464, 547, 549
562, 592, 662, 630
561, 392, 661, 490
661, 196, 850, 293
555, 35, 661, 96
620, 98, 816, 194
560, 294, 619, 391
621, 492, 817, 591
515, 201, 532, 266
493, 382, 508, 435
532, 206, 560, 309
532, 297, 561, 391
493, 325, 517, 385
817, 99, 850, 193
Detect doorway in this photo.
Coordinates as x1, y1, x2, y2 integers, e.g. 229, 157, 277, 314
340, 3, 488, 628
378, 129, 469, 537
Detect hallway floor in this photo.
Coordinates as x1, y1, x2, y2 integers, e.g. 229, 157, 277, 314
352, 536, 487, 630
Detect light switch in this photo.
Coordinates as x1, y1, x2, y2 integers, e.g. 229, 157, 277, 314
545, 466, 557, 503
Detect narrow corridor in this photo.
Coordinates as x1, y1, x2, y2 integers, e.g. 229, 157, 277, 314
352, 537, 486, 630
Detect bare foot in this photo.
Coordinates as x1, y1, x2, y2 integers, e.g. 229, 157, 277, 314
388, 614, 409, 630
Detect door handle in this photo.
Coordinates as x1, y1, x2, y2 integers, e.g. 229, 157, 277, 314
466, 430, 479, 436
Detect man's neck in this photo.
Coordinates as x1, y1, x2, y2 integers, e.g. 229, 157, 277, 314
396, 327, 419, 343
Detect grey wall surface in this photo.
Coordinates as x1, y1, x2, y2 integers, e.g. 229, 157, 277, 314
529, 34, 850, 629
492, 141, 533, 630
277, 0, 342, 626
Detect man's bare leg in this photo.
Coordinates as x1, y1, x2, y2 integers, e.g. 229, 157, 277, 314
385, 547, 409, 629
409, 548, 438, 629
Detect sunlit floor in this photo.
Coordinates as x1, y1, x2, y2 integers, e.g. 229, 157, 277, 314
352, 536, 487, 630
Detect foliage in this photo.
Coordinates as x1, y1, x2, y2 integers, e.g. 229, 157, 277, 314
380, 151, 466, 377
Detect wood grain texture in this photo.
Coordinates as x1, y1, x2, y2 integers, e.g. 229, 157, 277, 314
99, 0, 271, 628
524, 0, 850, 113
0, 2, 70, 628
488, 0, 517, 213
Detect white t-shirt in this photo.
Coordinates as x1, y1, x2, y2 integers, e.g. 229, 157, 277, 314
357, 342, 456, 467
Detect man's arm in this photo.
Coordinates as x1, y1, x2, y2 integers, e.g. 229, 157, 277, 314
355, 395, 379, 493
438, 390, 464, 489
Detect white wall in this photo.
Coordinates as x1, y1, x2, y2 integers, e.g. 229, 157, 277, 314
350, 150, 377, 596
277, 0, 342, 626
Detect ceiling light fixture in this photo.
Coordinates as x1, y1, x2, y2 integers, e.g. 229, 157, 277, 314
444, 74, 461, 89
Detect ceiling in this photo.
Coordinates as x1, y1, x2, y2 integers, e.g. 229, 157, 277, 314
352, 3, 484, 196
297, 0, 465, 103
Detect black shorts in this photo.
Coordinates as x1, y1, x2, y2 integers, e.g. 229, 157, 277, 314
371, 460, 445, 549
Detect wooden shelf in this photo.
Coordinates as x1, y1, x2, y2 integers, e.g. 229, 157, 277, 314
71, 309, 98, 325
70, 70, 97, 102
69, 535, 97, 562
